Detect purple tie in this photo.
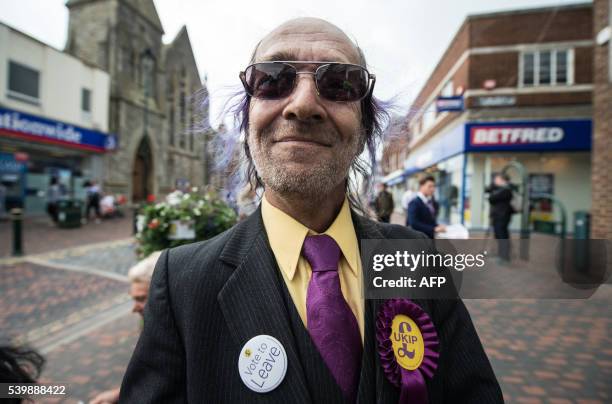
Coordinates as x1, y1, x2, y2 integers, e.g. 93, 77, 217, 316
302, 234, 362, 402
427, 199, 436, 216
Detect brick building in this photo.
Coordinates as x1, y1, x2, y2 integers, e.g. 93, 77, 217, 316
592, 0, 612, 239
65, 0, 210, 202
383, 3, 594, 233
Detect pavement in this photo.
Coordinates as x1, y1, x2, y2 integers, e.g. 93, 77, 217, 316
467, 297, 612, 403
0, 212, 610, 403
0, 213, 140, 403
0, 211, 134, 259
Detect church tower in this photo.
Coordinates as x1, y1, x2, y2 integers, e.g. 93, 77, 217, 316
65, 0, 208, 201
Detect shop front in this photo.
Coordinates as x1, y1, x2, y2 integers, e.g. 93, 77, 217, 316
399, 119, 592, 234
401, 121, 465, 225
0, 107, 115, 215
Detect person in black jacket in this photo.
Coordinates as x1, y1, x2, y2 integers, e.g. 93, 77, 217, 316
119, 17, 502, 403
486, 173, 514, 261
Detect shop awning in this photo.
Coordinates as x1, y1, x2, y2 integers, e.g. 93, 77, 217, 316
382, 169, 405, 186
403, 122, 465, 174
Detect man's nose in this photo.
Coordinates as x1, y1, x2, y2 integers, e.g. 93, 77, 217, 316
281, 74, 327, 123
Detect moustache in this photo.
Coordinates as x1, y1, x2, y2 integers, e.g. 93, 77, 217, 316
261, 122, 340, 146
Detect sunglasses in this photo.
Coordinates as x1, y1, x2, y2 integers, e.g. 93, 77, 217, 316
239, 61, 376, 102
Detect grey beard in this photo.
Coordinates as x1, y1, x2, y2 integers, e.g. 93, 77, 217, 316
253, 153, 345, 202
248, 137, 361, 202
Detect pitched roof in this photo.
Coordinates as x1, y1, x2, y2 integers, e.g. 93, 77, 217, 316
161, 25, 201, 83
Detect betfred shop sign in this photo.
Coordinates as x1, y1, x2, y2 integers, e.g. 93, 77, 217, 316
465, 120, 591, 152
472, 127, 564, 145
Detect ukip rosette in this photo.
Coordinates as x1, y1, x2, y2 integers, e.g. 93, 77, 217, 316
376, 299, 439, 404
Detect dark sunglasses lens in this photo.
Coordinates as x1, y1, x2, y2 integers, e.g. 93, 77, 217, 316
245, 63, 295, 99
316, 64, 368, 101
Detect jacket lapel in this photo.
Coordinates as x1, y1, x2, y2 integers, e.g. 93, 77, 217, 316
217, 208, 311, 402
352, 212, 398, 403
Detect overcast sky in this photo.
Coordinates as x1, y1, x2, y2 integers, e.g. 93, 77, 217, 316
1, 0, 588, 128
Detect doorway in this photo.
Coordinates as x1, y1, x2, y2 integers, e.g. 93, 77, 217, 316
132, 136, 153, 202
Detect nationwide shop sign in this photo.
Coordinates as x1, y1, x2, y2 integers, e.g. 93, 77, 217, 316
0, 107, 114, 153
465, 120, 592, 152
435, 96, 464, 112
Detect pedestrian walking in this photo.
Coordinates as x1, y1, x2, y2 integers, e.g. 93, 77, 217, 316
85, 180, 101, 223
46, 177, 63, 224
374, 183, 394, 223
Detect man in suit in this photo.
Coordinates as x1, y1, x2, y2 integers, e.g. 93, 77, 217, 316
408, 176, 446, 239
120, 17, 502, 403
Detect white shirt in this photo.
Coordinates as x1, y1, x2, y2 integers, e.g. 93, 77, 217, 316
417, 191, 431, 205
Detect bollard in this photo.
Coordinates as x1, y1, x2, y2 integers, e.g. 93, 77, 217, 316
10, 208, 23, 257
133, 204, 140, 235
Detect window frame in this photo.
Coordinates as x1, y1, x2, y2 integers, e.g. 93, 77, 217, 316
519, 48, 574, 87
7, 60, 41, 104
81, 88, 92, 113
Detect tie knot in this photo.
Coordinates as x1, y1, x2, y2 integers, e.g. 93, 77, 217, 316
302, 234, 341, 272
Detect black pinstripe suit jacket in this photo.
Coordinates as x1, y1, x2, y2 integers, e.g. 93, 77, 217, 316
119, 206, 503, 403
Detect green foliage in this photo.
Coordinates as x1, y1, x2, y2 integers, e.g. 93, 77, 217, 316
136, 189, 237, 258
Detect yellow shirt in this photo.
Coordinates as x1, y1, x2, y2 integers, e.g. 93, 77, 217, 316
261, 194, 364, 342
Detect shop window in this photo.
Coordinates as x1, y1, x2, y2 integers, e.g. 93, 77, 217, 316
7, 61, 40, 103
81, 88, 91, 113
520, 49, 572, 87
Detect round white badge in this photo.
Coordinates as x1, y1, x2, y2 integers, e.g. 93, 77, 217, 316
238, 334, 288, 393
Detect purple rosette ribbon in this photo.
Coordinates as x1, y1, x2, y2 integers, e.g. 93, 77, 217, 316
376, 299, 439, 404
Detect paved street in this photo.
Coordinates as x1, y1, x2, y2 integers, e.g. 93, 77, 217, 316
0, 217, 139, 403
467, 297, 612, 403
0, 219, 610, 403
0, 211, 134, 258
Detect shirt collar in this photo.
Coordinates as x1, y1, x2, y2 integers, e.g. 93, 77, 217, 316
261, 194, 360, 281
417, 192, 430, 204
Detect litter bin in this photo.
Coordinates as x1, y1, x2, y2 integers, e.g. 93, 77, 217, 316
573, 211, 591, 276
573, 211, 590, 239
57, 199, 83, 228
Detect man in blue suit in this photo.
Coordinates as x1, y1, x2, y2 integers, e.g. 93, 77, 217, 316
408, 175, 446, 239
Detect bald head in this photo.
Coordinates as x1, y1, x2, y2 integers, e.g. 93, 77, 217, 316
252, 18, 363, 66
